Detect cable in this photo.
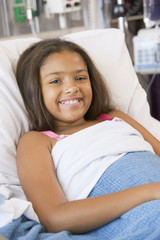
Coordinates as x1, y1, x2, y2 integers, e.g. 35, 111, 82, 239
146, 73, 157, 94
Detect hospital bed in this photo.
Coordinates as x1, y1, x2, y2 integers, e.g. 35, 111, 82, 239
0, 28, 160, 239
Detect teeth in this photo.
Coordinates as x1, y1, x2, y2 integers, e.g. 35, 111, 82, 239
61, 100, 79, 105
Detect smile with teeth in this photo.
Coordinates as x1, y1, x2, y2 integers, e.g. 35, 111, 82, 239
60, 98, 82, 105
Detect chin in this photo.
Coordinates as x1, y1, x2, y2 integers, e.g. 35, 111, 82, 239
64, 115, 83, 123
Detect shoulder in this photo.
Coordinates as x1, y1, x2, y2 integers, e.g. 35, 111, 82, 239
16, 131, 57, 180
17, 131, 56, 153
19, 131, 43, 140
108, 110, 128, 119
18, 131, 47, 145
107, 110, 135, 123
108, 110, 142, 129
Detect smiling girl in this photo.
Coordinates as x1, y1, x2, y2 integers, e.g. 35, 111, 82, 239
16, 38, 160, 238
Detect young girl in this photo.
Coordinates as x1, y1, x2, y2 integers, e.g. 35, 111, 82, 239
16, 38, 160, 238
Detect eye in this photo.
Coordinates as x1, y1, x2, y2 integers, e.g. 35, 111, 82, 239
75, 76, 87, 81
49, 79, 61, 84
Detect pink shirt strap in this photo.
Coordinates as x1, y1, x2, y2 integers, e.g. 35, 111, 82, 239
96, 113, 113, 121
40, 131, 60, 140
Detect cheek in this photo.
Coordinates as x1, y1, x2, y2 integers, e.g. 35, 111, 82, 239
41, 88, 55, 110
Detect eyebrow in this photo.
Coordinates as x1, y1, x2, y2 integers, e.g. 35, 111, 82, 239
43, 69, 88, 78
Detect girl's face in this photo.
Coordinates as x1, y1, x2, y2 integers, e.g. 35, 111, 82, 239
40, 50, 92, 131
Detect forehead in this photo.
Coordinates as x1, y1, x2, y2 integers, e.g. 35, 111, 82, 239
41, 50, 87, 70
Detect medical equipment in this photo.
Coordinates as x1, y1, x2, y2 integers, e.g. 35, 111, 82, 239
143, 0, 160, 28
0, 0, 83, 38
81, 0, 111, 29
133, 0, 160, 74
14, 0, 39, 36
44, 0, 81, 29
112, 0, 143, 51
133, 28, 160, 74
25, 0, 40, 35
113, 0, 127, 33
0, 0, 10, 37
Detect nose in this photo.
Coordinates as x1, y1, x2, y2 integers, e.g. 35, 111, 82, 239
64, 81, 79, 94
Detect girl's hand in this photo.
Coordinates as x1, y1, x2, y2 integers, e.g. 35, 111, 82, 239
148, 182, 160, 200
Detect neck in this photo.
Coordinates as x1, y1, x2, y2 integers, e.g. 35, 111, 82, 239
55, 119, 88, 135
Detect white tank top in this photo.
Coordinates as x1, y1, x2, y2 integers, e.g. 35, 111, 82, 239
42, 117, 154, 201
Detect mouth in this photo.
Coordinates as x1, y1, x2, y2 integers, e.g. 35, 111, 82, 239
59, 98, 83, 106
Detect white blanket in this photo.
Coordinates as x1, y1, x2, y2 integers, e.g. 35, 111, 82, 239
0, 183, 39, 227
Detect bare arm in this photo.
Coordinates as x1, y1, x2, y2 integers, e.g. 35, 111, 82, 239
17, 131, 160, 234
108, 110, 160, 157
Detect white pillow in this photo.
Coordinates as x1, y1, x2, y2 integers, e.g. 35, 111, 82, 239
63, 29, 160, 140
0, 38, 39, 185
0, 28, 159, 187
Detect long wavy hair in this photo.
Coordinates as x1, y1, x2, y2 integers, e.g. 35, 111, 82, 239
16, 38, 110, 131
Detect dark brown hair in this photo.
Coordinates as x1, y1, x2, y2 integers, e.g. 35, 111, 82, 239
16, 38, 110, 131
